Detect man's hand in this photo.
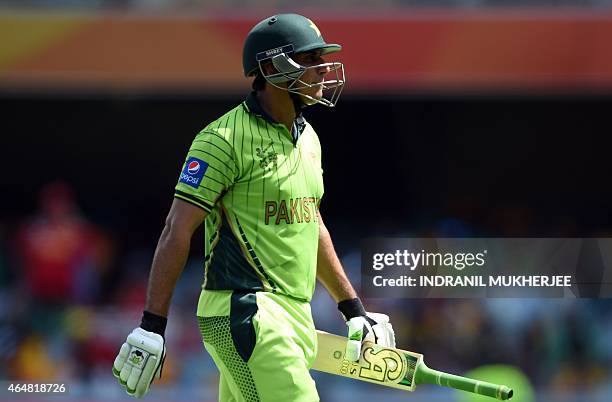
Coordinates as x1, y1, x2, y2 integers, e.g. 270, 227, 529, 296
112, 328, 166, 398
338, 298, 396, 362
345, 312, 396, 361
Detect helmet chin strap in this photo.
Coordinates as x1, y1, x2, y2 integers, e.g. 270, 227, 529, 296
269, 54, 309, 106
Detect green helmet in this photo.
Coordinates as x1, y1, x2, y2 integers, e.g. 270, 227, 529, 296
242, 14, 345, 107
243, 13, 341, 77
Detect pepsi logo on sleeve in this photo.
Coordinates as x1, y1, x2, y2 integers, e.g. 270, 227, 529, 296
179, 157, 208, 188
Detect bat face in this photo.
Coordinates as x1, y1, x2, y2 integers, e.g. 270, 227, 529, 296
312, 330, 422, 392
313, 330, 514, 400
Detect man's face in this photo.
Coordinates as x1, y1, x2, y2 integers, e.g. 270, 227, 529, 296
291, 51, 331, 103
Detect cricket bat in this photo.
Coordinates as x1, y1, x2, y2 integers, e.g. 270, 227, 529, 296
312, 331, 513, 400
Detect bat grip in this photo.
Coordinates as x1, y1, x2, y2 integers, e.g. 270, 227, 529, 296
415, 362, 513, 400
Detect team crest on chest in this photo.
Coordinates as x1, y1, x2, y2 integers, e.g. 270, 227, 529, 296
256, 144, 278, 171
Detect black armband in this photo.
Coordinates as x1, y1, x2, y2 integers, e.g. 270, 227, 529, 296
337, 298, 367, 320
140, 310, 168, 337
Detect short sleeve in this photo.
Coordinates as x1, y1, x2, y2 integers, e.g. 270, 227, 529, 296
174, 130, 238, 212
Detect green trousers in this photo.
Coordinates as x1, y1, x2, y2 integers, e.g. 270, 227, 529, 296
198, 290, 319, 402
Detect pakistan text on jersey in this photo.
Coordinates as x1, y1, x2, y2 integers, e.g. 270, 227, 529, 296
265, 197, 321, 225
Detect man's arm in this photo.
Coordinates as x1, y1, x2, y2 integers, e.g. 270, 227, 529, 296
316, 211, 357, 303
145, 198, 208, 317
315, 211, 395, 362
113, 198, 207, 397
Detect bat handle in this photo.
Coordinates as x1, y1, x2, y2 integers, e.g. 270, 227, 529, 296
415, 362, 513, 400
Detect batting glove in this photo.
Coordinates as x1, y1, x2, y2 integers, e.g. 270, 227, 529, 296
339, 298, 396, 362
113, 312, 167, 398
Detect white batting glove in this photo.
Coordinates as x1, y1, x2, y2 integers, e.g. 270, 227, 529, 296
339, 298, 396, 362
346, 312, 396, 361
112, 327, 166, 398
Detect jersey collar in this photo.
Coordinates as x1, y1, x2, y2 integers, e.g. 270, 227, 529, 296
243, 91, 306, 143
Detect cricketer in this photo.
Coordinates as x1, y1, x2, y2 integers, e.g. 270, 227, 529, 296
112, 13, 395, 401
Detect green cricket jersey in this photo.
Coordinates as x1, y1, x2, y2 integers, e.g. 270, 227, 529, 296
175, 92, 324, 302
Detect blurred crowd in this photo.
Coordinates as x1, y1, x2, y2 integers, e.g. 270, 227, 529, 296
0, 182, 611, 401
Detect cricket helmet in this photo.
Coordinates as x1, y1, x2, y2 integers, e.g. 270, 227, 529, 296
243, 13, 345, 107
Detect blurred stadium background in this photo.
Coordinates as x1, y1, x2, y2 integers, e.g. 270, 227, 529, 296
1, 1, 612, 401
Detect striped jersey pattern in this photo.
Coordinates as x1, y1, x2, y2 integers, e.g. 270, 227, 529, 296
175, 93, 324, 302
